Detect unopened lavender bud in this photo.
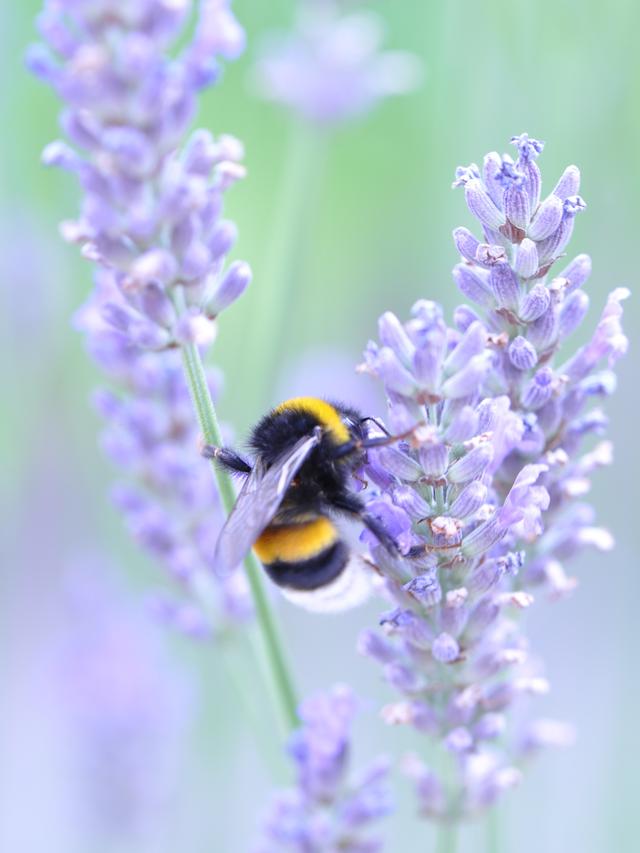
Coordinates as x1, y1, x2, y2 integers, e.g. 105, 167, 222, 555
447, 443, 494, 484
464, 178, 507, 229
508, 336, 538, 370
181, 241, 211, 279
558, 290, 589, 339
504, 184, 531, 229
391, 485, 432, 520
519, 719, 576, 754
489, 261, 520, 310
468, 559, 503, 596
432, 632, 460, 663
452, 264, 493, 307
462, 516, 505, 558
441, 588, 469, 636
452, 226, 481, 263
465, 596, 500, 641
203, 216, 233, 256
552, 164, 581, 200
418, 443, 449, 477
444, 321, 487, 374
385, 662, 422, 693
449, 481, 487, 518
444, 727, 473, 752
357, 629, 397, 664
140, 282, 175, 327
209, 260, 251, 314
514, 238, 539, 278
445, 405, 479, 442
379, 311, 416, 366
442, 353, 491, 398
482, 152, 505, 207
375, 447, 423, 482
453, 304, 482, 332
536, 217, 575, 264
527, 306, 558, 351
559, 253, 592, 294
527, 194, 563, 241
102, 302, 133, 331
519, 283, 550, 322
474, 713, 506, 741
405, 573, 442, 607
376, 347, 417, 395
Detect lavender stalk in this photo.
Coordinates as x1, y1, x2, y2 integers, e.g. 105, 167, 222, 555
357, 134, 628, 831
30, 0, 298, 733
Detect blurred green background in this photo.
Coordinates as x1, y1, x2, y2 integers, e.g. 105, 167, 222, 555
1, 1, 638, 851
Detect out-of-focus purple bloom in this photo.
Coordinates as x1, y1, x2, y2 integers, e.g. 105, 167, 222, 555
255, 685, 391, 852
357, 134, 628, 820
30, 0, 253, 632
252, 0, 421, 125
51, 565, 193, 842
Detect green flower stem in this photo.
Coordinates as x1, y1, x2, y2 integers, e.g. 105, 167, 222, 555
436, 824, 458, 853
244, 119, 328, 413
180, 334, 299, 734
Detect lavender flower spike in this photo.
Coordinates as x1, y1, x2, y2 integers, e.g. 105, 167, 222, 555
252, 0, 421, 125
358, 134, 628, 821
30, 1, 253, 634
255, 685, 391, 852
30, 0, 248, 352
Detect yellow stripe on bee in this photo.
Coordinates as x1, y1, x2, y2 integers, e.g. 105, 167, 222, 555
273, 397, 350, 444
254, 517, 338, 564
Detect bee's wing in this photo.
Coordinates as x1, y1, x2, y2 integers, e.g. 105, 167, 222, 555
213, 431, 322, 576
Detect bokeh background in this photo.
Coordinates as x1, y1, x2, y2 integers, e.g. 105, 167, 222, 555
2, 1, 639, 851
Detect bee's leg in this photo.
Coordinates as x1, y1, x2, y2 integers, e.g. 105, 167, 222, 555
361, 513, 400, 555
201, 445, 252, 475
327, 493, 399, 555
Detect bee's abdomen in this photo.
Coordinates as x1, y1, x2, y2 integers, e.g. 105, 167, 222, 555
254, 517, 349, 591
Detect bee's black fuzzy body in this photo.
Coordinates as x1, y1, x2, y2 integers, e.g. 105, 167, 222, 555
212, 397, 394, 602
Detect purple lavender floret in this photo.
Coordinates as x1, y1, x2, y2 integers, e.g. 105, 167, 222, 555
255, 685, 391, 852
358, 134, 628, 820
30, 0, 252, 632
252, 0, 421, 125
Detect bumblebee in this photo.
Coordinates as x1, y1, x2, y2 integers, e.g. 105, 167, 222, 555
203, 397, 410, 611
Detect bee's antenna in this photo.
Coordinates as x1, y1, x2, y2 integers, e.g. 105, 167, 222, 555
358, 416, 391, 437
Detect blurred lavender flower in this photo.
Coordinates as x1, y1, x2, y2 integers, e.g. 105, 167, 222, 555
358, 134, 628, 820
52, 564, 193, 844
252, 0, 421, 125
30, 0, 252, 632
256, 685, 391, 852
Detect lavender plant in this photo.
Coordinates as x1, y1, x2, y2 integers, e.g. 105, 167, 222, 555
256, 685, 391, 853
358, 134, 628, 825
29, 0, 298, 730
